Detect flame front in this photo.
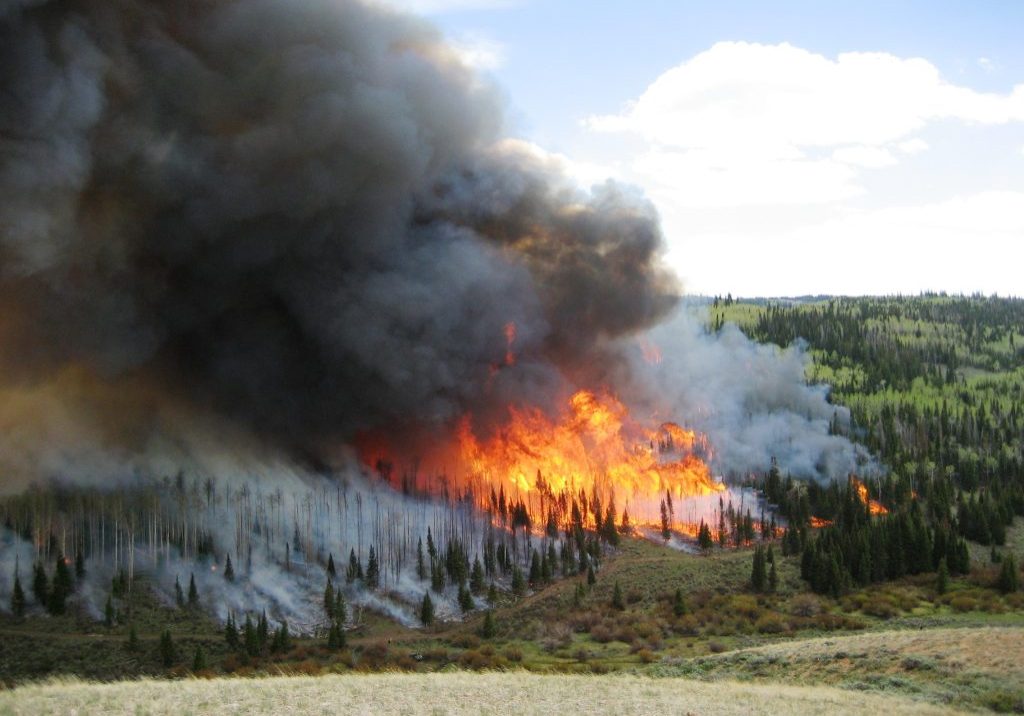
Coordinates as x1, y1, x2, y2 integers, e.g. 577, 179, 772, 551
851, 476, 888, 515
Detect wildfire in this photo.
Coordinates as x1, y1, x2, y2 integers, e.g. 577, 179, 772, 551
359, 389, 724, 529
851, 476, 888, 515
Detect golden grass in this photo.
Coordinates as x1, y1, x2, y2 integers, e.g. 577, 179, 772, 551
0, 671, 967, 715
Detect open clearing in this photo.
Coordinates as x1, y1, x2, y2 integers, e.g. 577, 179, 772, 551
0, 672, 968, 715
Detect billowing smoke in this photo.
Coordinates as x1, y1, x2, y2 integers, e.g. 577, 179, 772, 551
621, 307, 874, 481
0, 0, 874, 628
0, 0, 676, 487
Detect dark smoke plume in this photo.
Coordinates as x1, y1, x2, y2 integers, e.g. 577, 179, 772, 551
0, 0, 677, 482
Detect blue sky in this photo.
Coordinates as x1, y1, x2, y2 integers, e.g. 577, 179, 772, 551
387, 1, 1024, 297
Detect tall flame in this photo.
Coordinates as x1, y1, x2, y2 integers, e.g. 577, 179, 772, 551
359, 389, 724, 529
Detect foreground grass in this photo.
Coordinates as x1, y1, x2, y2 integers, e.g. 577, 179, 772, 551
0, 672, 968, 716
658, 626, 1024, 713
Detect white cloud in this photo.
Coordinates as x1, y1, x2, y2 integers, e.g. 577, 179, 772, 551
897, 138, 929, 154
585, 42, 1024, 209
589, 42, 1024, 151
667, 191, 1024, 297
831, 145, 897, 168
977, 57, 996, 73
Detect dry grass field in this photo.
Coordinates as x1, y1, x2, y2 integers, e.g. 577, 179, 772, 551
0, 671, 969, 716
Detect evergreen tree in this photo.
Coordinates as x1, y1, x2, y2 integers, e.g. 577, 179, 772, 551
586, 562, 596, 586
470, 557, 485, 595
997, 553, 1020, 593
127, 624, 140, 652
11, 565, 26, 618
481, 610, 496, 639
271, 620, 290, 653
768, 560, 778, 592
225, 612, 239, 649
573, 582, 586, 608
697, 520, 714, 551
104, 594, 115, 627
32, 562, 48, 605
224, 554, 235, 582
257, 611, 269, 652
327, 620, 346, 649
75, 551, 85, 580
187, 573, 199, 608
347, 548, 362, 583
458, 582, 474, 613
243, 614, 258, 656
673, 588, 688, 617
511, 565, 526, 596
528, 549, 541, 585
335, 590, 347, 624
416, 538, 426, 581
47, 556, 71, 615
660, 499, 671, 540
751, 546, 767, 593
611, 581, 625, 610
327, 553, 337, 579
174, 576, 185, 608
487, 583, 498, 605
192, 645, 207, 672
365, 546, 380, 589
936, 558, 949, 595
420, 592, 434, 626
159, 629, 176, 667
323, 579, 335, 619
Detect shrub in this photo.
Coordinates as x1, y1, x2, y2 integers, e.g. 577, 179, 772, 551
790, 593, 822, 618
637, 648, 657, 663
708, 641, 728, 654
755, 614, 787, 634
504, 646, 524, 662
950, 595, 977, 612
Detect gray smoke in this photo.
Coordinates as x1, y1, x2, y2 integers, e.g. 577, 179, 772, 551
621, 306, 875, 481
0, 0, 676, 484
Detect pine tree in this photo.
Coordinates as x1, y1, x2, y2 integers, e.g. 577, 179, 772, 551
224, 554, 235, 582
481, 609, 496, 639
335, 590, 347, 624
192, 645, 206, 672
420, 592, 434, 626
327, 620, 346, 649
751, 546, 767, 593
573, 582, 586, 608
327, 553, 337, 579
416, 538, 426, 581
159, 629, 176, 667
11, 565, 26, 618
365, 546, 379, 589
611, 581, 625, 610
257, 611, 269, 652
586, 563, 596, 586
697, 520, 713, 551
75, 551, 85, 581
936, 558, 949, 595
31, 561, 47, 606
997, 554, 1020, 593
243, 614, 257, 656
660, 499, 671, 540
187, 573, 199, 608
127, 624, 140, 652
673, 588, 688, 617
470, 557, 485, 595
225, 612, 239, 649
347, 548, 362, 583
174, 576, 185, 608
271, 620, 290, 653
768, 560, 778, 592
511, 566, 526, 596
47, 556, 71, 615
104, 594, 115, 626
487, 583, 498, 605
324, 579, 335, 619
458, 582, 474, 613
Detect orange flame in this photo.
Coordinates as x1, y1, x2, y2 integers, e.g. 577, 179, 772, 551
503, 321, 517, 366
851, 476, 888, 515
